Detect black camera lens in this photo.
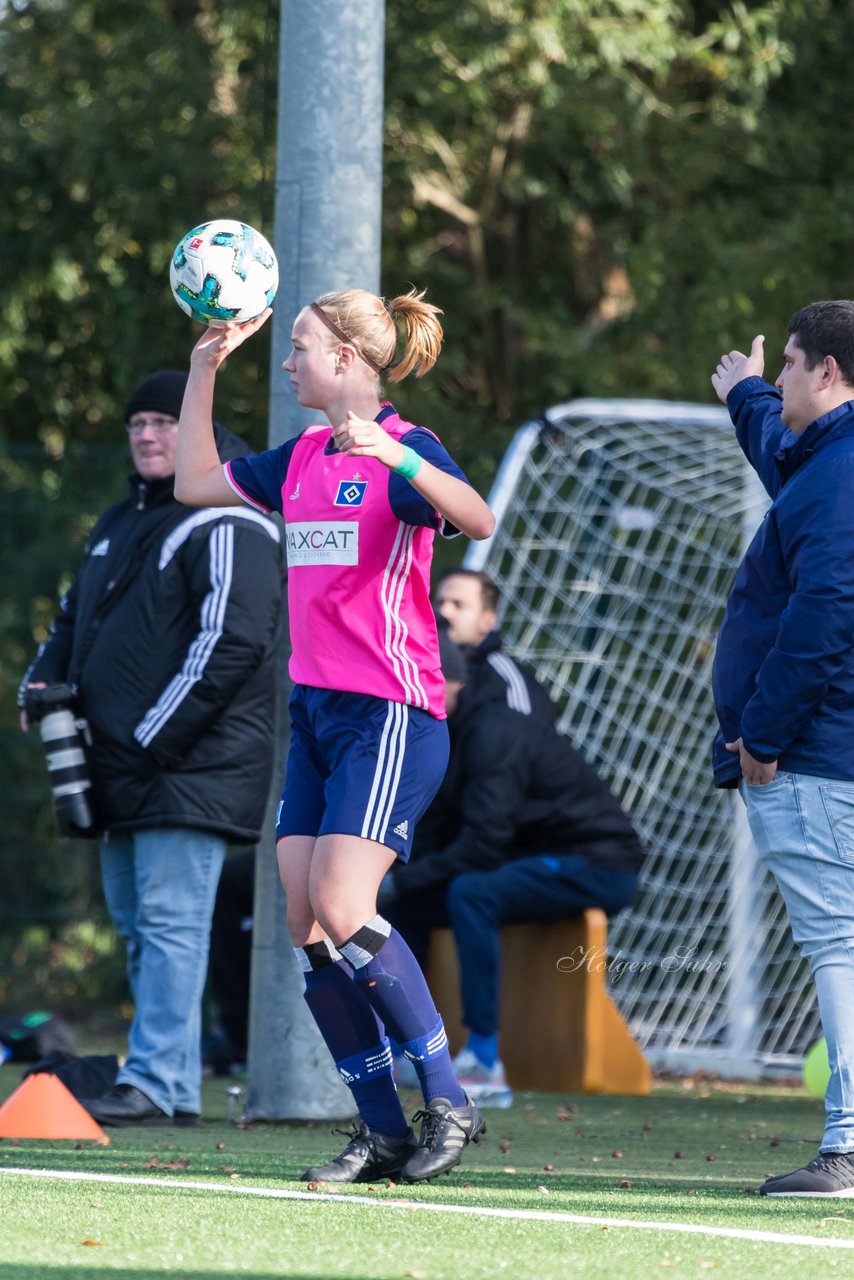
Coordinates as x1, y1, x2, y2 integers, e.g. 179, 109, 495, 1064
39, 706, 97, 836
24, 683, 97, 837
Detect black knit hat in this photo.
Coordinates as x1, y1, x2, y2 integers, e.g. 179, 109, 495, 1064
123, 370, 188, 423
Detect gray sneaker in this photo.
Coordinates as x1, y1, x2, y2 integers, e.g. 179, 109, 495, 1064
760, 1151, 854, 1197
451, 1047, 514, 1109
301, 1122, 417, 1184
401, 1095, 486, 1183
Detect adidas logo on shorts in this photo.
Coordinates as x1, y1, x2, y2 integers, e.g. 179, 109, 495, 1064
393, 819, 409, 840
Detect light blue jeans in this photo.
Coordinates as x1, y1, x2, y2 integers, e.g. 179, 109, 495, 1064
100, 827, 226, 1116
743, 771, 854, 1152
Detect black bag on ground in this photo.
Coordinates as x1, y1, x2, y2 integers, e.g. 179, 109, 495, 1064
23, 1050, 119, 1101
0, 1011, 76, 1062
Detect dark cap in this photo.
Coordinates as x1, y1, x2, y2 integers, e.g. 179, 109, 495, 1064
438, 631, 467, 683
124, 370, 188, 423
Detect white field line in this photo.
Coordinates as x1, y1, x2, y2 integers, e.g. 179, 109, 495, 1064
3, 1166, 854, 1251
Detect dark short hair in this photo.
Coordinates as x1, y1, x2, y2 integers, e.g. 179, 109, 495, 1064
438, 568, 499, 613
788, 300, 854, 385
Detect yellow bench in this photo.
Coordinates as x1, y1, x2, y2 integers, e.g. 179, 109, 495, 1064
425, 908, 651, 1095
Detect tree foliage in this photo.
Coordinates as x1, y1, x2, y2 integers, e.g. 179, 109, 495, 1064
2, 0, 854, 1005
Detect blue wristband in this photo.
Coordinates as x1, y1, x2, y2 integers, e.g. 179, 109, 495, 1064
393, 445, 423, 480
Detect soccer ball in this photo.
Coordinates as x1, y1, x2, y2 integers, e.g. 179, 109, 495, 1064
169, 219, 278, 327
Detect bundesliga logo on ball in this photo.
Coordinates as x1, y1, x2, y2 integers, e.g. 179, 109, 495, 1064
169, 219, 278, 327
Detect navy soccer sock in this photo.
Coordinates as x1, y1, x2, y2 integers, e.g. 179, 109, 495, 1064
296, 941, 410, 1138
339, 917, 466, 1107
467, 1031, 498, 1070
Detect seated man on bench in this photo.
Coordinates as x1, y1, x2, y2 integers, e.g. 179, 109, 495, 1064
381, 635, 644, 1107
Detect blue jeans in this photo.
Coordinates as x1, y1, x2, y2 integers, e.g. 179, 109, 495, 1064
100, 827, 226, 1116
743, 772, 854, 1152
387, 856, 639, 1038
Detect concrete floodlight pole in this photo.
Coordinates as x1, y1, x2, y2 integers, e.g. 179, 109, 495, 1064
244, 0, 386, 1120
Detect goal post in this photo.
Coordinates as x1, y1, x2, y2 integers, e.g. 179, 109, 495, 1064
465, 399, 820, 1077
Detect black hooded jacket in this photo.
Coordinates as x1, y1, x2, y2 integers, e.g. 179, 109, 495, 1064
463, 630, 557, 723
395, 676, 644, 896
20, 423, 284, 842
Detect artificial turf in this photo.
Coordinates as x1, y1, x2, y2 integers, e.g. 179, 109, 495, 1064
1, 1066, 853, 1279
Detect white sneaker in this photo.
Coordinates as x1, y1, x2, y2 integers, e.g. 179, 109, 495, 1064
452, 1047, 514, 1109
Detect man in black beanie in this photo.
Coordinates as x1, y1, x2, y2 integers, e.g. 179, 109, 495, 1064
19, 371, 284, 1126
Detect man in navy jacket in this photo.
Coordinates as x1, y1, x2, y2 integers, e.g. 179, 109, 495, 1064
711, 301, 854, 1196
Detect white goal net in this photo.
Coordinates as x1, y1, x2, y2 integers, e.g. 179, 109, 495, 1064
466, 399, 820, 1077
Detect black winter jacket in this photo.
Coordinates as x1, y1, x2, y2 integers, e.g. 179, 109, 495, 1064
395, 679, 644, 896
21, 431, 284, 842
463, 630, 557, 722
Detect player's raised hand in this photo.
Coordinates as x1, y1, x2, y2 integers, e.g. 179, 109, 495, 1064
711, 334, 765, 404
333, 411, 404, 470
191, 309, 273, 371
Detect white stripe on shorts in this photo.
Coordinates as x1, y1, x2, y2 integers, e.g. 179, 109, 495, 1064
360, 701, 409, 844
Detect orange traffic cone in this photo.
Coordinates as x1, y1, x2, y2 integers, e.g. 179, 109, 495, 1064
0, 1073, 109, 1144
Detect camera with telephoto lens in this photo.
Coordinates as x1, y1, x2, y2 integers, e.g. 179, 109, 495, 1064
24, 683, 98, 837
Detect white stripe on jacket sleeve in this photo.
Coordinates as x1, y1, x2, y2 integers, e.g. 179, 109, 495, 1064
134, 522, 235, 748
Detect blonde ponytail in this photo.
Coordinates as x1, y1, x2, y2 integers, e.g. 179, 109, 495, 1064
311, 286, 443, 382
385, 287, 443, 382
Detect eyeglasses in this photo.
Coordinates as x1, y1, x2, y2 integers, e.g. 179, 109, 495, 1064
125, 415, 178, 435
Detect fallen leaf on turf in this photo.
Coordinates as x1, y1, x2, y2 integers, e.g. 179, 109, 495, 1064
537, 1185, 550, 1194
698, 1263, 717, 1270
142, 1157, 159, 1168
503, 1167, 517, 1174
620, 1180, 632, 1188
229, 1174, 241, 1180
403, 1271, 427, 1278
90, 1203, 102, 1209
543, 1163, 554, 1171
80, 1240, 104, 1247
160, 1160, 189, 1170
218, 1165, 236, 1172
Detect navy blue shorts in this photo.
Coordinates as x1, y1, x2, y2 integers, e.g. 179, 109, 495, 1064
275, 686, 450, 860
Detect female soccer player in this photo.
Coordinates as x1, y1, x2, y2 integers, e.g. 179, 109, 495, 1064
174, 287, 495, 1184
